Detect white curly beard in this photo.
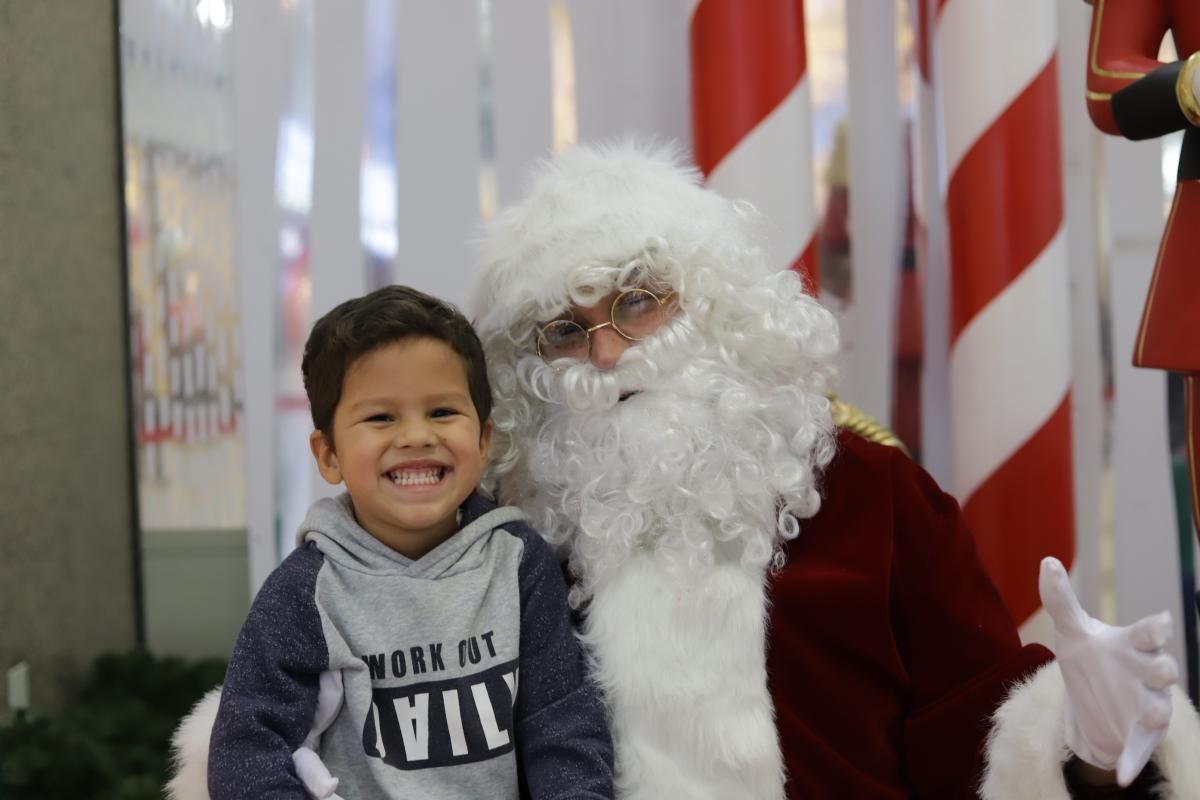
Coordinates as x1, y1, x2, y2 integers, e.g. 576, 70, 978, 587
496, 314, 835, 799
503, 314, 834, 604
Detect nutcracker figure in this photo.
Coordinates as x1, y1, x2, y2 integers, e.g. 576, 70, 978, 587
1086, 0, 1200, 551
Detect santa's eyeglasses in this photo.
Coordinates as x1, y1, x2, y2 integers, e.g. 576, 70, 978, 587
535, 288, 672, 364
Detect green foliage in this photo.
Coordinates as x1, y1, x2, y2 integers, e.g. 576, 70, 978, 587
0, 650, 225, 800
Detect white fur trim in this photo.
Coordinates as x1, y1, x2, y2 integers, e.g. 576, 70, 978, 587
165, 687, 221, 800
981, 663, 1200, 799
583, 553, 784, 799
1156, 683, 1200, 799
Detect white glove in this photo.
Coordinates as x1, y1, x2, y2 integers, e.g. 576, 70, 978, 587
291, 670, 346, 799
1039, 557, 1178, 786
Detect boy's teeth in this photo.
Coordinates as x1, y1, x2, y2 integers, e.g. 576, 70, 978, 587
387, 467, 443, 486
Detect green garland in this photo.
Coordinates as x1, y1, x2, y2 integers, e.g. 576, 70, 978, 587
0, 650, 225, 800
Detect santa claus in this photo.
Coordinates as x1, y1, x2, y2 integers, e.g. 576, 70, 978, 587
168, 142, 1199, 799
467, 141, 1199, 799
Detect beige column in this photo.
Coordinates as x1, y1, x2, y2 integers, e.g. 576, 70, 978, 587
0, 0, 138, 718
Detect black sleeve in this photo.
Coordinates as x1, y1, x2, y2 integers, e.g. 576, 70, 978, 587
208, 545, 330, 800
1111, 61, 1189, 140
512, 524, 614, 800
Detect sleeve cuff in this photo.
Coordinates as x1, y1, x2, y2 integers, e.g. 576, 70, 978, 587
980, 663, 1200, 800
1176, 52, 1200, 127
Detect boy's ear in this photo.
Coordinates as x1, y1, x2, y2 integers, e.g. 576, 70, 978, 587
310, 430, 344, 485
478, 419, 494, 462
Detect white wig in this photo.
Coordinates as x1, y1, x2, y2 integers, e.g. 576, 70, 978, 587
471, 140, 840, 597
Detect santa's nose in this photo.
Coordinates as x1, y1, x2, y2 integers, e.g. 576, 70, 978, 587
588, 326, 629, 370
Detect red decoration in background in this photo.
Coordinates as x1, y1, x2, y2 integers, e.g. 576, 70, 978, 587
934, 0, 1075, 626
690, 0, 818, 291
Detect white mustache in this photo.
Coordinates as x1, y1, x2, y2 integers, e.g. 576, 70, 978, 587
517, 317, 694, 413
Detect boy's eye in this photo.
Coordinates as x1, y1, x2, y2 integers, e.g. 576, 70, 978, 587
365, 413, 393, 423
430, 408, 458, 418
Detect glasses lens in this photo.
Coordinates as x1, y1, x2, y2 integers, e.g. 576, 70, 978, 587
611, 289, 665, 340
538, 320, 589, 362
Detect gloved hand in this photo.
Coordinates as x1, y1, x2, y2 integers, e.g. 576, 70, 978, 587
292, 670, 346, 799
1040, 557, 1178, 786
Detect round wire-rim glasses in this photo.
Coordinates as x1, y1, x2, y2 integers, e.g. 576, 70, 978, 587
535, 288, 672, 364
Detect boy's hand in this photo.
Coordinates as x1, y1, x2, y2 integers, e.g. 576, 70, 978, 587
292, 670, 346, 799
293, 746, 342, 799
1040, 557, 1178, 786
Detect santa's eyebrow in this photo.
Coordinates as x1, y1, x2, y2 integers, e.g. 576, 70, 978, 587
533, 304, 574, 325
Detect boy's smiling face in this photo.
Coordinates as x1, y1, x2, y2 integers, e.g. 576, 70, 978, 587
310, 337, 491, 558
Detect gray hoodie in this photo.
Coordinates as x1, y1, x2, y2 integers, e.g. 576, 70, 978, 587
209, 492, 613, 800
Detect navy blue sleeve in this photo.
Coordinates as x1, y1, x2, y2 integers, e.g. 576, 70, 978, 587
511, 522, 614, 800
209, 544, 330, 800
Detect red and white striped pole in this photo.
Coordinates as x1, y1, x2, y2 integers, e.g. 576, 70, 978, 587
689, 0, 818, 292
936, 0, 1075, 631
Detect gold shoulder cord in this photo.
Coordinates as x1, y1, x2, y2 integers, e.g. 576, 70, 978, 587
1177, 51, 1200, 127
829, 397, 910, 456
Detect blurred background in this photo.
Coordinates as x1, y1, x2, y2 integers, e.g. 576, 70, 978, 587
1, 0, 1196, 793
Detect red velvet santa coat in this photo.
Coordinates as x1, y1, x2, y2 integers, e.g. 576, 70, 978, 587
767, 432, 1099, 798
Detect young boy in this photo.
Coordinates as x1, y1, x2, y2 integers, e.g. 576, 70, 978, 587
207, 286, 614, 800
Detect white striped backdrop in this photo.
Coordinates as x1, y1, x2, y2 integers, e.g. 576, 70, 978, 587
226, 0, 1191, 677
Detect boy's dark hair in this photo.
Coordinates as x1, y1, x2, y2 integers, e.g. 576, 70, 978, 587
301, 285, 492, 439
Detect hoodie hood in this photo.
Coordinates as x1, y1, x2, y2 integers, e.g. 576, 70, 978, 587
296, 492, 526, 580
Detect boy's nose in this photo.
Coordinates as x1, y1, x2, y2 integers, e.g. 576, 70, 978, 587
394, 419, 437, 448
588, 327, 629, 371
